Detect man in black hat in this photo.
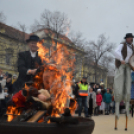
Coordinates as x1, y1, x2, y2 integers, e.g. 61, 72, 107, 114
13, 35, 42, 94
114, 33, 134, 120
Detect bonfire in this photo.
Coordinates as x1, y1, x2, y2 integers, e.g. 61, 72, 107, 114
6, 39, 77, 122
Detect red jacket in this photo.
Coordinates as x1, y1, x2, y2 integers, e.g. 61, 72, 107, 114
12, 90, 26, 107
96, 94, 102, 106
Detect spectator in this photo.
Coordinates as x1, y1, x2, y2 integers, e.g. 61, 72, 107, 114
95, 89, 102, 116
6, 73, 13, 95
12, 74, 17, 84
104, 89, 112, 115
0, 74, 6, 116
75, 77, 89, 117
87, 86, 96, 116
4, 87, 10, 103
100, 82, 106, 114
94, 83, 100, 93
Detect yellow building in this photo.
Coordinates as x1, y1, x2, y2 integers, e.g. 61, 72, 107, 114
0, 24, 85, 79
0, 23, 108, 85
0, 22, 29, 75
81, 58, 108, 86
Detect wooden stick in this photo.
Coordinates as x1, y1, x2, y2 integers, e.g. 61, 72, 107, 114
115, 116, 117, 130
125, 115, 128, 131
27, 110, 45, 123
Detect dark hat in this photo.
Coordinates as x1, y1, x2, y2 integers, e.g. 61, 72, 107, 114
7, 73, 12, 78
82, 76, 87, 79
26, 35, 40, 43
124, 33, 134, 39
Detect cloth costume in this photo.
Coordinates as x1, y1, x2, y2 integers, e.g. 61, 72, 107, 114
12, 89, 51, 109
113, 43, 133, 119
131, 72, 134, 99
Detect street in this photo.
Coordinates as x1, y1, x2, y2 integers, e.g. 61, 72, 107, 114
92, 115, 134, 134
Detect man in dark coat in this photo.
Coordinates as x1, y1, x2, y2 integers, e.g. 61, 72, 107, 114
13, 35, 42, 94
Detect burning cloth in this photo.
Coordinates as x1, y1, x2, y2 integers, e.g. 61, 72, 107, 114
11, 88, 51, 110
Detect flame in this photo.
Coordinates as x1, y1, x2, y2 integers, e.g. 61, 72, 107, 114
47, 119, 51, 124
36, 39, 77, 117
6, 106, 21, 122
38, 117, 44, 123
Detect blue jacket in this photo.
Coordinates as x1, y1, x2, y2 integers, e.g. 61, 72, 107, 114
104, 92, 112, 103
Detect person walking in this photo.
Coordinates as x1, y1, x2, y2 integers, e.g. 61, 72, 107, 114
113, 33, 134, 119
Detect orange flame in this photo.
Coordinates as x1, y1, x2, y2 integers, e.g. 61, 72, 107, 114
36, 39, 76, 117
6, 106, 21, 122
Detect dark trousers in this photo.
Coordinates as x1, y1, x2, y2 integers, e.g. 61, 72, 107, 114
77, 96, 88, 116
105, 103, 110, 112
94, 106, 100, 115
0, 99, 6, 116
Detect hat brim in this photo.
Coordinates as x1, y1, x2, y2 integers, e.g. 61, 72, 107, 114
124, 36, 134, 39
26, 39, 40, 43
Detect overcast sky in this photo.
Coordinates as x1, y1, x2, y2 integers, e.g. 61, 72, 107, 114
0, 0, 134, 45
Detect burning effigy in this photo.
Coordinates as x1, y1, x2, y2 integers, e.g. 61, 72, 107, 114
0, 39, 95, 134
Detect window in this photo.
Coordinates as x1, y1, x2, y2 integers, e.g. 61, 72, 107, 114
5, 48, 13, 65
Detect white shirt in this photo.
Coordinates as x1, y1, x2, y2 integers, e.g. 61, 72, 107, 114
30, 51, 37, 58
113, 44, 133, 63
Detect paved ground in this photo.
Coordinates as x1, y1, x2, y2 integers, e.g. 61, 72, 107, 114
92, 114, 134, 134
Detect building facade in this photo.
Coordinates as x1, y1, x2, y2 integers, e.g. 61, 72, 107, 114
0, 22, 29, 75
0, 23, 108, 86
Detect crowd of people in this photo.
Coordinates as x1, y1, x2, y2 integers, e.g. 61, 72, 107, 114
0, 69, 17, 116
73, 77, 115, 117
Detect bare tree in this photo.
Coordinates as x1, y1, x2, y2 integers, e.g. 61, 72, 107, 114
31, 9, 70, 37
0, 11, 6, 23
69, 32, 87, 49
85, 34, 115, 83
30, 9, 71, 61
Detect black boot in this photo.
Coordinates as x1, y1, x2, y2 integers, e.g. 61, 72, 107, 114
105, 110, 107, 115
107, 110, 109, 115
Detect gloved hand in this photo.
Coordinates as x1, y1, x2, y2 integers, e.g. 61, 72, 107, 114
26, 96, 35, 103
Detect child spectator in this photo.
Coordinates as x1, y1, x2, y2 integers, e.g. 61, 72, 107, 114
104, 89, 112, 115
100, 82, 106, 114
87, 86, 96, 116
95, 89, 102, 115
4, 87, 10, 103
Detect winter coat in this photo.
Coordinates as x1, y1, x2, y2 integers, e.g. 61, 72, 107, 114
74, 81, 88, 98
96, 94, 102, 106
87, 91, 97, 108
12, 90, 26, 107
13, 51, 42, 94
104, 92, 112, 103
101, 88, 106, 101
0, 78, 6, 99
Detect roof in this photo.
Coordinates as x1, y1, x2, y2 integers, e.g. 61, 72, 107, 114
0, 22, 29, 42
33, 28, 85, 54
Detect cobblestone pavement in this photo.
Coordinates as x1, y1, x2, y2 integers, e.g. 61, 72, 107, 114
92, 114, 134, 134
